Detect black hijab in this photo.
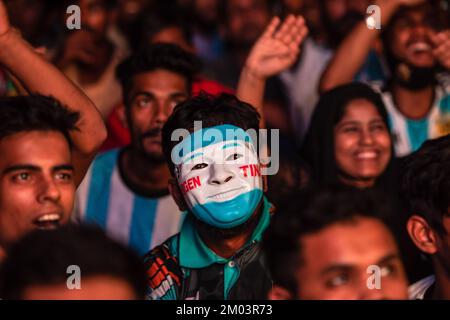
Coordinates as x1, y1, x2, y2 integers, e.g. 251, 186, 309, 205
300, 82, 397, 190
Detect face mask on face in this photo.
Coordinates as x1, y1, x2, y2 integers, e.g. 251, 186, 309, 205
173, 125, 263, 229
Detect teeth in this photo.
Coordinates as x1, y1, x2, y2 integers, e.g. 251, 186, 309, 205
356, 152, 377, 160
37, 214, 60, 222
209, 188, 243, 200
410, 42, 431, 53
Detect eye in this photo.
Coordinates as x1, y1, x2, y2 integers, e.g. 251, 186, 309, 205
192, 163, 208, 170
227, 153, 243, 161
342, 126, 359, 133
325, 274, 349, 288
135, 96, 152, 108
15, 172, 31, 182
56, 172, 73, 182
370, 123, 387, 132
380, 265, 395, 277
169, 97, 186, 110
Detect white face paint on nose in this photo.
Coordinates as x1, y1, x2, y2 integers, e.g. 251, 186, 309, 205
173, 124, 264, 229
208, 163, 235, 185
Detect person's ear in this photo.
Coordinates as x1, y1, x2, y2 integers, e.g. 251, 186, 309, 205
267, 285, 293, 300
407, 215, 438, 255
117, 104, 128, 128
168, 178, 188, 211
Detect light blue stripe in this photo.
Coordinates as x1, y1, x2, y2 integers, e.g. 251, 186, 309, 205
85, 150, 119, 228
406, 118, 428, 152
171, 124, 255, 165
129, 197, 158, 256
439, 94, 450, 113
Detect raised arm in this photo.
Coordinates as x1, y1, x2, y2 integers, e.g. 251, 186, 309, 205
319, 0, 425, 93
236, 15, 308, 126
0, 1, 107, 186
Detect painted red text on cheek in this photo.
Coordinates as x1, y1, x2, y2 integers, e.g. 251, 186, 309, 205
181, 176, 202, 193
239, 165, 261, 177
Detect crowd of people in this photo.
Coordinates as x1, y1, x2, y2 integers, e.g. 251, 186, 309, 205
0, 0, 449, 300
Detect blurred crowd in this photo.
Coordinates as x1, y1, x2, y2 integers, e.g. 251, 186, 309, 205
0, 0, 449, 300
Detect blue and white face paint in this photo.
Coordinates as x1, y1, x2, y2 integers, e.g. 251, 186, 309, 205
172, 125, 263, 229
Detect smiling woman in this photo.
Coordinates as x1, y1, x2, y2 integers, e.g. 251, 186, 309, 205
301, 82, 395, 190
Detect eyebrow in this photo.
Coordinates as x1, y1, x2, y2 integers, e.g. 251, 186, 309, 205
186, 152, 203, 162
131, 91, 188, 101
320, 264, 354, 276
338, 118, 384, 127
222, 142, 240, 150
375, 254, 400, 266
320, 253, 400, 276
2, 164, 74, 175
130, 91, 154, 101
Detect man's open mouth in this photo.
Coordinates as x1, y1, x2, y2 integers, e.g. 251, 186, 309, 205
208, 187, 245, 201
33, 213, 62, 230
408, 41, 432, 54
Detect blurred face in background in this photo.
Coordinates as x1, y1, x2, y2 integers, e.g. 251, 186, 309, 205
388, 5, 439, 68
116, 0, 150, 25
150, 26, 194, 53
225, 0, 272, 48
282, 0, 304, 14
193, 0, 221, 30
321, 0, 369, 45
323, 0, 368, 22
296, 217, 409, 300
78, 0, 112, 36
5, 0, 50, 43
126, 70, 189, 161
334, 99, 392, 188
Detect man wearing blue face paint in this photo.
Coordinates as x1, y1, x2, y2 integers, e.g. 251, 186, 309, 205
142, 93, 273, 300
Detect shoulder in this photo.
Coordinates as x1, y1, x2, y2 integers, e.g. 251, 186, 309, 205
143, 236, 184, 300
408, 275, 435, 300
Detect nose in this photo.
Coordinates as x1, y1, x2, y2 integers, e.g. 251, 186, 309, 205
360, 128, 375, 146
412, 22, 427, 37
153, 101, 170, 125
209, 164, 235, 185
37, 177, 61, 203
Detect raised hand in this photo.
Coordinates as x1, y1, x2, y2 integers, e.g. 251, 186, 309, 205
245, 15, 308, 80
430, 30, 450, 70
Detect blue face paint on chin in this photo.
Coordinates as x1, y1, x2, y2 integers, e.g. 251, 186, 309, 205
191, 189, 263, 229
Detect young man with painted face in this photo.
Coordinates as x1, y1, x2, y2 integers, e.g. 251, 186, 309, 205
76, 16, 307, 257
75, 44, 198, 256
0, 1, 106, 261
143, 93, 272, 300
402, 134, 450, 300
264, 187, 409, 300
320, 0, 450, 157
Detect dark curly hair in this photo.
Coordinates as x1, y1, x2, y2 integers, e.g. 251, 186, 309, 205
0, 95, 79, 146
401, 134, 450, 235
116, 43, 201, 108
161, 92, 261, 175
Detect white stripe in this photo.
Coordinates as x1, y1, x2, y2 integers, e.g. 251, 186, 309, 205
149, 195, 183, 250
72, 166, 93, 223
381, 92, 411, 157
106, 166, 134, 245
429, 87, 444, 139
